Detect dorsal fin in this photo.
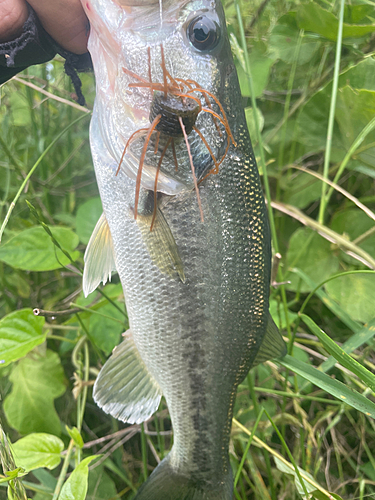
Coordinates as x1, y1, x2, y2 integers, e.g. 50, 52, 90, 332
252, 314, 287, 367
83, 212, 117, 297
93, 330, 162, 424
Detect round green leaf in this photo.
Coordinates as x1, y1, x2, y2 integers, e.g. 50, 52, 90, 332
76, 198, 103, 245
0, 309, 45, 367
325, 274, 375, 323
13, 433, 64, 471
286, 227, 340, 292
0, 227, 79, 271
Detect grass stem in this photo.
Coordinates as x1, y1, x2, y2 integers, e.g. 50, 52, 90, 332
318, 0, 345, 224
52, 439, 74, 500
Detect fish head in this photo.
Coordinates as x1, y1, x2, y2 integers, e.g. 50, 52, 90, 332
83, 0, 236, 195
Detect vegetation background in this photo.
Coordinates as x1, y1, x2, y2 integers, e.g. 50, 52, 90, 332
1, 0, 375, 498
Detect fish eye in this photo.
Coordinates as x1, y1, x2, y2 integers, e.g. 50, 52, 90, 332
188, 15, 220, 52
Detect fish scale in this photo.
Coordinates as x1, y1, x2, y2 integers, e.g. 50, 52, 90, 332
82, 0, 286, 498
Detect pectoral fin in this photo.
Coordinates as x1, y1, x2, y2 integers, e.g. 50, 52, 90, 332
83, 212, 117, 297
137, 208, 185, 282
252, 314, 287, 367
93, 330, 162, 424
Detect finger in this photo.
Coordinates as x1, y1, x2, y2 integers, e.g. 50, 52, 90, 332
0, 0, 28, 42
27, 0, 89, 54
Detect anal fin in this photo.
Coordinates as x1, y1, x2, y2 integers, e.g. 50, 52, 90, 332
93, 330, 162, 424
83, 212, 117, 297
252, 314, 287, 367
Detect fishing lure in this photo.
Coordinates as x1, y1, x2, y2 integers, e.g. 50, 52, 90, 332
116, 45, 236, 229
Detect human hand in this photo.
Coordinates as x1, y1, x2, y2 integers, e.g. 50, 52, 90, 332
0, 0, 89, 54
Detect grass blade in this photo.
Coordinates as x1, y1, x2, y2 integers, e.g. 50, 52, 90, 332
277, 355, 375, 418
318, 0, 345, 224
300, 314, 375, 393
319, 317, 375, 373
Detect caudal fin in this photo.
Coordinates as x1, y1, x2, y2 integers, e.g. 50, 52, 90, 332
134, 456, 232, 500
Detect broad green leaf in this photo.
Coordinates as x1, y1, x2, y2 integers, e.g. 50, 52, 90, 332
274, 457, 316, 495
87, 465, 117, 500
59, 456, 98, 500
282, 172, 322, 209
286, 228, 340, 292
297, 59, 375, 156
4, 350, 66, 435
66, 427, 84, 449
300, 314, 375, 393
336, 87, 375, 167
88, 302, 125, 355
0, 309, 45, 367
0, 227, 79, 271
76, 198, 103, 245
296, 86, 344, 154
344, 4, 373, 24
13, 433, 64, 471
278, 355, 375, 419
236, 58, 273, 98
232, 39, 273, 98
297, 3, 375, 41
325, 274, 375, 323
349, 162, 375, 179
269, 14, 319, 64
293, 269, 362, 333
338, 58, 375, 92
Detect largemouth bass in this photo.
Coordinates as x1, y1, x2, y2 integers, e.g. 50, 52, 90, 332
81, 0, 286, 498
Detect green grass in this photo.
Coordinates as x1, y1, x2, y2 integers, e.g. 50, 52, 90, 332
1, 0, 375, 499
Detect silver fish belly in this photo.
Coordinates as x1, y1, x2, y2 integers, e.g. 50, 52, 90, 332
82, 1, 286, 498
